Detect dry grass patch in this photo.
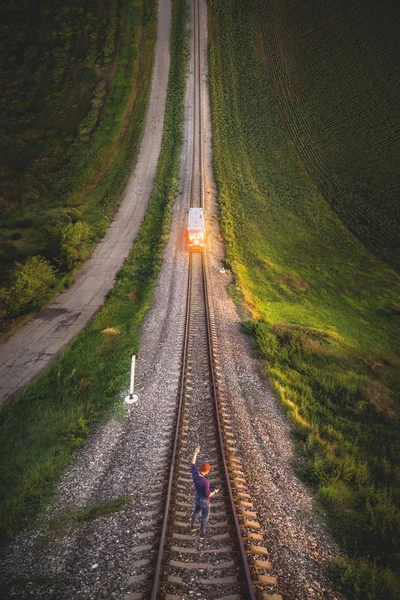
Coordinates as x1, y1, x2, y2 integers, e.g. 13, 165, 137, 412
276, 271, 310, 294
360, 381, 400, 420
100, 327, 121, 335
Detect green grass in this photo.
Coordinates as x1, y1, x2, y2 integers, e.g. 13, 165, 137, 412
0, 0, 188, 548
207, 0, 400, 598
257, 0, 400, 272
0, 0, 156, 331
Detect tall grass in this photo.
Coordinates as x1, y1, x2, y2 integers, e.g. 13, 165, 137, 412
0, 0, 188, 547
207, 0, 400, 597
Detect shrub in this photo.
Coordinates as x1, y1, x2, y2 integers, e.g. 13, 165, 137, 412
8, 217, 34, 229
333, 556, 400, 600
0, 255, 57, 315
60, 221, 91, 269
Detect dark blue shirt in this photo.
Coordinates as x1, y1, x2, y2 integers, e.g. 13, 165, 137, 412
191, 464, 213, 499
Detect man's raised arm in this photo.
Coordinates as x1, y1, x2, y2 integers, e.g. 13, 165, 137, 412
192, 444, 200, 464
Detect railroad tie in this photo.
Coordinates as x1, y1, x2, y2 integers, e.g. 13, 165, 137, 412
132, 544, 153, 554
198, 576, 238, 585
171, 545, 234, 554
258, 574, 278, 585
170, 559, 235, 569
167, 575, 183, 585
255, 560, 272, 570
247, 532, 263, 542
242, 510, 257, 518
138, 531, 156, 540
251, 545, 269, 555
127, 574, 148, 584
244, 519, 261, 530
131, 558, 151, 568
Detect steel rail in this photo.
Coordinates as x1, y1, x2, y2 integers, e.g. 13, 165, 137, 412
189, 0, 203, 209
149, 254, 193, 600
150, 3, 207, 595
201, 254, 257, 600
189, 0, 198, 207
197, 0, 204, 209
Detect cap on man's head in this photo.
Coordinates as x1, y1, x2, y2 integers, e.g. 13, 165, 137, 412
200, 463, 211, 474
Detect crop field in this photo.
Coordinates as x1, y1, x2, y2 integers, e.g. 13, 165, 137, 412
208, 0, 400, 597
0, 0, 155, 332
257, 0, 400, 272
0, 0, 188, 548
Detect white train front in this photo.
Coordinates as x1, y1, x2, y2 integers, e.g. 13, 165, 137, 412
186, 207, 206, 250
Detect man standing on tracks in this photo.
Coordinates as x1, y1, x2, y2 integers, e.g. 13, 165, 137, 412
191, 444, 219, 537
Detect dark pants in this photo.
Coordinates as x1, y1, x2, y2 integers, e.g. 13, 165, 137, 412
191, 494, 210, 533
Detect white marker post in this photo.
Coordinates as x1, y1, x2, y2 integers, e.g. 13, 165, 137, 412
125, 354, 138, 404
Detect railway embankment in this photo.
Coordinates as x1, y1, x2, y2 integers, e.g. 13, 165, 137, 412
207, 0, 400, 598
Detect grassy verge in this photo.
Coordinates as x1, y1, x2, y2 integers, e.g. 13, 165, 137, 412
46, 495, 131, 537
0, 0, 156, 333
207, 0, 400, 598
0, 0, 188, 548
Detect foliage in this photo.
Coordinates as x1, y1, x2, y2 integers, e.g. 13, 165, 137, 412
333, 556, 400, 600
60, 221, 91, 269
207, 0, 400, 598
77, 80, 107, 136
0, 0, 154, 331
62, 417, 89, 451
0, 0, 187, 547
0, 256, 57, 316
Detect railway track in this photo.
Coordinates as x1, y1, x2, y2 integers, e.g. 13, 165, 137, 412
149, 247, 261, 600
124, 1, 280, 598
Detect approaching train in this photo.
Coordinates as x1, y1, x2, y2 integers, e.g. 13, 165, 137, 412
186, 207, 206, 250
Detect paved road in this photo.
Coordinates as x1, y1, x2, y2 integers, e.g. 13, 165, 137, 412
0, 0, 172, 405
